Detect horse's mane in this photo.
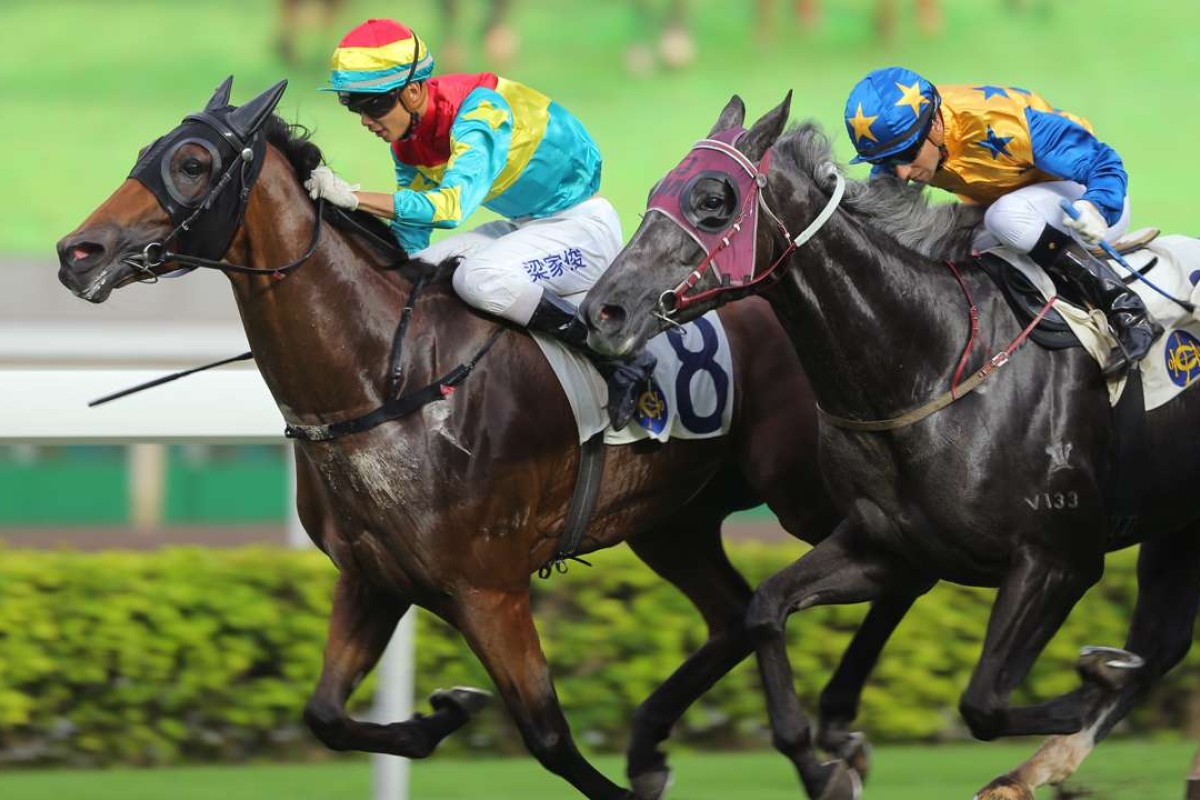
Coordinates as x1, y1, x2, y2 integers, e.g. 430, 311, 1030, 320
773, 121, 985, 261
261, 114, 458, 284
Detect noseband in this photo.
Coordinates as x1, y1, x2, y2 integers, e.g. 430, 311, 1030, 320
646, 128, 846, 315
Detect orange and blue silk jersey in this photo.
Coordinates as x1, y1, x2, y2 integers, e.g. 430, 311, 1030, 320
388, 73, 602, 252
874, 84, 1128, 225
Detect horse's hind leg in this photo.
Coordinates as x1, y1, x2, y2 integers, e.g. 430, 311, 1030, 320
957, 546, 1103, 744
624, 518, 755, 799
451, 588, 632, 800
304, 574, 484, 758
977, 525, 1200, 800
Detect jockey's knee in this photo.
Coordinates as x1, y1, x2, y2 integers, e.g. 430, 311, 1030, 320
983, 193, 1049, 254
451, 260, 542, 324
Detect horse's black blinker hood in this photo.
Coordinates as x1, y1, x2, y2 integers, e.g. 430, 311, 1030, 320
129, 76, 285, 263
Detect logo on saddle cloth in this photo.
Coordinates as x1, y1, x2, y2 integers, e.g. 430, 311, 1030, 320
1165, 329, 1200, 388
635, 380, 669, 434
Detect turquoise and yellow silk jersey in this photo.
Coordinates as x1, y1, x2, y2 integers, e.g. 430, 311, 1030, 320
387, 73, 602, 252
873, 84, 1128, 225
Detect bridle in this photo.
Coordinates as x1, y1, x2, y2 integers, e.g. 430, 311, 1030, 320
125, 81, 324, 282
647, 127, 846, 317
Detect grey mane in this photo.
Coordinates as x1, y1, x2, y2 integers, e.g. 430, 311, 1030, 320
774, 121, 985, 261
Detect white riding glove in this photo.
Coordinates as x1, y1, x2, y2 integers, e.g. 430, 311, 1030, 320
1062, 199, 1108, 246
303, 165, 360, 211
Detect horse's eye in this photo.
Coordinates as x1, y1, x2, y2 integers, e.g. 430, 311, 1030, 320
182, 158, 205, 178
701, 195, 725, 211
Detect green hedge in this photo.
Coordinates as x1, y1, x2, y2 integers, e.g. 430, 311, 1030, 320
0, 543, 1194, 766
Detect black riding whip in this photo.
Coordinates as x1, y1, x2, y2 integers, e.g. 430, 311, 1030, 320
88, 351, 254, 407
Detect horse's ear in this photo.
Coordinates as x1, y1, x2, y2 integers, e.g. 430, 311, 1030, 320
740, 91, 792, 163
205, 76, 234, 111
227, 79, 288, 140
708, 95, 746, 137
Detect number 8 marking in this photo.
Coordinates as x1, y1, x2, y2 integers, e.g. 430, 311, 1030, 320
667, 317, 728, 434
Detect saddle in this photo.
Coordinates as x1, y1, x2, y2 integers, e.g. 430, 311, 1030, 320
974, 228, 1163, 350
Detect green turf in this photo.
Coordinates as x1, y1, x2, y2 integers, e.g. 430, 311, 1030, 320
4, 0, 1200, 256
0, 741, 1194, 799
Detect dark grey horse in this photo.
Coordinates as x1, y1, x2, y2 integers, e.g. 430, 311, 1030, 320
580, 94, 1200, 799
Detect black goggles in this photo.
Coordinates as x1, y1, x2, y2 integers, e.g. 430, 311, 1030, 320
872, 133, 929, 170
339, 89, 401, 119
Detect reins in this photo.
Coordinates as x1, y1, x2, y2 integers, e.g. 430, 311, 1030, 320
126, 192, 326, 281
283, 274, 507, 442
97, 125, 507, 437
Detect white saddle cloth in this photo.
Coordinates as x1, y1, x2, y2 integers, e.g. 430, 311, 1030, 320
986, 232, 1200, 409
532, 310, 735, 445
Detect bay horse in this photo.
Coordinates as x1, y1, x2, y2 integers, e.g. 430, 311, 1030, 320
581, 93, 1200, 800
57, 79, 903, 800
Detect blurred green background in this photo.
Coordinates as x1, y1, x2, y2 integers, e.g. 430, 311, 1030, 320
6, 0, 1200, 257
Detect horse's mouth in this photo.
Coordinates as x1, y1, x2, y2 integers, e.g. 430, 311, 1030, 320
59, 252, 150, 304
586, 329, 643, 359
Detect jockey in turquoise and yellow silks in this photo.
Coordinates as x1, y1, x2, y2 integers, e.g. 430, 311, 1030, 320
843, 66, 1160, 375
315, 18, 601, 255
305, 18, 655, 430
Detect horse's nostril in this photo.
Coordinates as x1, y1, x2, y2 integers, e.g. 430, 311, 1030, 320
598, 304, 626, 326
59, 239, 106, 269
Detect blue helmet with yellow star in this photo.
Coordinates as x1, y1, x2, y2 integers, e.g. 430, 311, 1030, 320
844, 67, 940, 164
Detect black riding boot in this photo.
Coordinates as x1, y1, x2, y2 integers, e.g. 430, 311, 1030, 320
1029, 224, 1162, 377
527, 290, 657, 431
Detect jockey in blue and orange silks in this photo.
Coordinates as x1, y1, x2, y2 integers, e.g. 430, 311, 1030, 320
843, 66, 1161, 376
304, 18, 654, 427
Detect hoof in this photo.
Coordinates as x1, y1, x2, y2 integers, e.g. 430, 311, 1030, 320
429, 686, 492, 718
974, 775, 1035, 800
811, 760, 862, 800
832, 732, 873, 784
630, 766, 673, 800
1077, 645, 1144, 692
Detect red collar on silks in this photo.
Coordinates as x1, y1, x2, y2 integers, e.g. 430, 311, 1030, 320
391, 72, 499, 167
646, 127, 846, 315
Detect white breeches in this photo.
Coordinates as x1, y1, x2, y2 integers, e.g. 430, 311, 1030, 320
415, 197, 623, 325
973, 180, 1131, 254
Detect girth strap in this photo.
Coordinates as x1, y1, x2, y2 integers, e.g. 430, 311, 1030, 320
539, 431, 606, 578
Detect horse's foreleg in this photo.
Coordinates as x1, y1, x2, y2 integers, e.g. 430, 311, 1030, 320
624, 521, 755, 800
978, 526, 1200, 799
304, 574, 480, 758
452, 588, 632, 800
746, 523, 905, 800
816, 588, 928, 777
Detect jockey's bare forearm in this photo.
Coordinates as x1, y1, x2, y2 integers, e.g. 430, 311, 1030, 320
354, 190, 396, 220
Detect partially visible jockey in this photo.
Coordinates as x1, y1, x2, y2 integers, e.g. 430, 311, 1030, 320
305, 18, 654, 427
843, 66, 1161, 376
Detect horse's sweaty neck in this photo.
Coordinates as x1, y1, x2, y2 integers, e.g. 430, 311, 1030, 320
769, 181, 976, 422
224, 149, 424, 424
